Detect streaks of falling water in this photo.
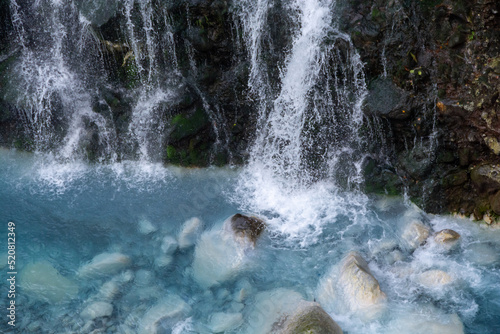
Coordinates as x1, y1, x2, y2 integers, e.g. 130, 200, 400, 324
235, 0, 368, 189
232, 0, 371, 245
9, 0, 117, 161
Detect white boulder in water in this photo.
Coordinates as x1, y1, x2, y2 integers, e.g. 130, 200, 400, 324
387, 309, 464, 334
401, 221, 430, 250
317, 252, 386, 320
417, 270, 454, 288
178, 217, 203, 249
160, 235, 178, 255
244, 288, 303, 333
98, 280, 120, 301
78, 252, 131, 278
81, 301, 113, 320
208, 312, 243, 333
233, 278, 253, 303
154, 255, 173, 268
191, 214, 265, 288
138, 294, 191, 334
97, 270, 134, 301
138, 218, 158, 235
277, 302, 343, 334
19, 261, 78, 304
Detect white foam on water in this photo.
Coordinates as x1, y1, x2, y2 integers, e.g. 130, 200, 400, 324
171, 317, 195, 334
234, 164, 368, 247
26, 154, 173, 195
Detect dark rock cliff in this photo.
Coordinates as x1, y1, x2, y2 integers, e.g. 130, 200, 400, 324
348, 0, 500, 219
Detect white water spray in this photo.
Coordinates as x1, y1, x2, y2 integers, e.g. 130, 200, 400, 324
234, 0, 370, 244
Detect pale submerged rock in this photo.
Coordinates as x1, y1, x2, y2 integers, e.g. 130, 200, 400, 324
192, 214, 265, 288
417, 270, 454, 288
138, 218, 158, 235
160, 235, 178, 255
120, 270, 135, 283
19, 261, 78, 304
138, 294, 191, 334
192, 228, 245, 288
178, 217, 203, 249
78, 252, 131, 278
387, 310, 464, 334
209, 312, 243, 333
97, 271, 134, 301
465, 243, 499, 265
233, 278, 253, 303
243, 288, 304, 333
317, 252, 386, 320
401, 221, 430, 250
99, 280, 120, 300
81, 301, 113, 320
386, 250, 405, 264
155, 255, 173, 268
135, 269, 155, 286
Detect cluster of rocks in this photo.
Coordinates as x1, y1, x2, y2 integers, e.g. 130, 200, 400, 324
16, 207, 481, 333
16, 213, 345, 333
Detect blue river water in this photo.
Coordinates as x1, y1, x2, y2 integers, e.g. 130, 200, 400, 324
0, 148, 499, 333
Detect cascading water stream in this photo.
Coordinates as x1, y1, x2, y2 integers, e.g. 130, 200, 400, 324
234, 0, 370, 244
9, 0, 117, 161
123, 0, 174, 162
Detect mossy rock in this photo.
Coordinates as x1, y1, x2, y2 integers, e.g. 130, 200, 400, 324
164, 138, 211, 167
169, 108, 210, 142
273, 301, 343, 334
363, 159, 402, 196
442, 170, 468, 187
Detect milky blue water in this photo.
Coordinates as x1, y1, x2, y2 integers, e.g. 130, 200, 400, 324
1, 149, 500, 334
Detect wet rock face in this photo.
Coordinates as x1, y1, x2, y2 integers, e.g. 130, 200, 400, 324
230, 213, 266, 244
352, 0, 500, 215
2, 0, 500, 214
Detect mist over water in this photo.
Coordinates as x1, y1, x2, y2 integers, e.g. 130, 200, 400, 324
1, 0, 500, 333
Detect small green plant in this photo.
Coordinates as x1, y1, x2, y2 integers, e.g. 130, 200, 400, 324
166, 145, 177, 159
468, 31, 475, 41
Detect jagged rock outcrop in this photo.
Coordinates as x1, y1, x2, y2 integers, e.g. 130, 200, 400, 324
350, 0, 500, 217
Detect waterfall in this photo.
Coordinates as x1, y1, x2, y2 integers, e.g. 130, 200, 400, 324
235, 0, 368, 189
233, 0, 370, 245
123, 0, 176, 162
8, 0, 118, 161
